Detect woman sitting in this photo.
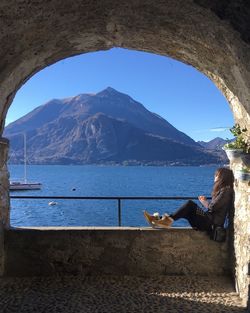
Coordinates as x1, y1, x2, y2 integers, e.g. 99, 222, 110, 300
144, 167, 234, 232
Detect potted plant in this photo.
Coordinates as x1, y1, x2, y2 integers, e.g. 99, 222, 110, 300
235, 167, 250, 181
223, 124, 249, 161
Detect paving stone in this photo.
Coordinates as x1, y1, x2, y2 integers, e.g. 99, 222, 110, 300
0, 275, 245, 313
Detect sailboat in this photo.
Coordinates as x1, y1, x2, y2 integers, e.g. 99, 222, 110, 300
9, 133, 42, 191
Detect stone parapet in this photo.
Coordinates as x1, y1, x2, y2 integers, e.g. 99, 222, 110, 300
4, 227, 230, 277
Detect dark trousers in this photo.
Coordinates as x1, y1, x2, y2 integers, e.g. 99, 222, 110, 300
169, 200, 212, 231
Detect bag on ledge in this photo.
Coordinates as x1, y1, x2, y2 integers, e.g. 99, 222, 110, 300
211, 226, 227, 242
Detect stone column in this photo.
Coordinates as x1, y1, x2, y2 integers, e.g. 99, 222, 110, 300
0, 137, 10, 276
230, 157, 250, 307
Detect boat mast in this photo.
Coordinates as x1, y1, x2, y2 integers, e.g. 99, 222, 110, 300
24, 133, 27, 183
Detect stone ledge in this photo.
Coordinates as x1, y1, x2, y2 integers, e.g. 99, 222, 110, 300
10, 226, 193, 231
4, 227, 230, 277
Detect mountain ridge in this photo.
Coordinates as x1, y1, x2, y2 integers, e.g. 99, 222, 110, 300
4, 87, 225, 166
6, 87, 199, 146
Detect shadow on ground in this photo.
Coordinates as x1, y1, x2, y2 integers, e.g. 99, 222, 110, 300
0, 275, 246, 313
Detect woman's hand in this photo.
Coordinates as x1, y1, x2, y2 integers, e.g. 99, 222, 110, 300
198, 195, 209, 208
198, 195, 207, 201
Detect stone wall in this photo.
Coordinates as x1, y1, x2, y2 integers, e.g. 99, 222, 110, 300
0, 0, 250, 131
230, 157, 250, 307
4, 227, 230, 277
0, 138, 9, 276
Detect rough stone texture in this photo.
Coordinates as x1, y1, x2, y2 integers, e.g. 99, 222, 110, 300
0, 138, 9, 277
0, 0, 249, 130
0, 275, 245, 313
195, 1, 250, 44
4, 227, 229, 277
0, 138, 10, 227
0, 0, 249, 309
230, 157, 250, 309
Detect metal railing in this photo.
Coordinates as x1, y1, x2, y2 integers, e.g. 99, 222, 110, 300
10, 195, 212, 226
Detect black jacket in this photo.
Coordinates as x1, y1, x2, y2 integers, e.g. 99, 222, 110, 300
207, 186, 234, 226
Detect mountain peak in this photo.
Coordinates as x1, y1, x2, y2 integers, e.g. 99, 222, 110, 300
105, 86, 117, 92
97, 87, 123, 96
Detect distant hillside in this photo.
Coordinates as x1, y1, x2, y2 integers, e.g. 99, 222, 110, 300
198, 137, 228, 150
5, 87, 222, 166
198, 137, 231, 163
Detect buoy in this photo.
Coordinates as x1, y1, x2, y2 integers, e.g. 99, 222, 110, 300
48, 201, 58, 206
71, 188, 76, 191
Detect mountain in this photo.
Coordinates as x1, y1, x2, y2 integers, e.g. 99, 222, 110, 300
198, 137, 231, 163
4, 87, 222, 165
198, 137, 228, 150
6, 87, 198, 146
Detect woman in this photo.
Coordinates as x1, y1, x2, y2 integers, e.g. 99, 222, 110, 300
144, 167, 234, 232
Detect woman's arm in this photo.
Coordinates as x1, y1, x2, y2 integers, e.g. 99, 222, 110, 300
198, 195, 209, 209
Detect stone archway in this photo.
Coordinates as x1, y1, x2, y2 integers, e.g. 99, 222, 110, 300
0, 0, 249, 306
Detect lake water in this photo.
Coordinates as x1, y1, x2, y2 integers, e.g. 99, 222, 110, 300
8, 165, 216, 227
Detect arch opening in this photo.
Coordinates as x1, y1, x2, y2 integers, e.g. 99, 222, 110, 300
5, 48, 235, 229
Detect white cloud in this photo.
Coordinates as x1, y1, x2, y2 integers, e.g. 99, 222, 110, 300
192, 127, 230, 133
209, 127, 230, 132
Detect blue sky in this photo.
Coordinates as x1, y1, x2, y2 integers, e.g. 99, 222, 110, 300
6, 48, 234, 141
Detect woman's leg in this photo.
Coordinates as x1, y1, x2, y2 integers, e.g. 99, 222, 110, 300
169, 200, 197, 221
152, 200, 197, 229
170, 200, 211, 231
144, 200, 211, 230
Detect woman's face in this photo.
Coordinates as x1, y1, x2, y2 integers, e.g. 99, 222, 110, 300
214, 173, 219, 182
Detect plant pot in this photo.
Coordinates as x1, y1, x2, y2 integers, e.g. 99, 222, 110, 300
241, 153, 250, 166
223, 148, 244, 161
235, 170, 250, 181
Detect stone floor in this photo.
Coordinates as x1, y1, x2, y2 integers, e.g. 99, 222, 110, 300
0, 275, 246, 313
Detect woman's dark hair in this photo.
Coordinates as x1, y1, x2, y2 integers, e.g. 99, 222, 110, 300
212, 167, 234, 197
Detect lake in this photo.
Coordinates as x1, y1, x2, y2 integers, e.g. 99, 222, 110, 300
8, 165, 216, 227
